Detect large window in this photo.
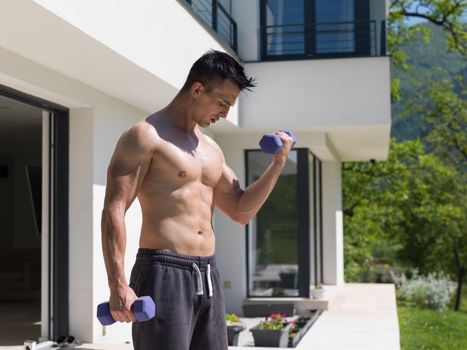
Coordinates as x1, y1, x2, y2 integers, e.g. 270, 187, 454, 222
315, 0, 355, 54
261, 0, 373, 59
263, 0, 305, 56
246, 149, 312, 297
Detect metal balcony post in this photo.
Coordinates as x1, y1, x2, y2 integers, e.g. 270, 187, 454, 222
212, 0, 218, 32
380, 20, 387, 55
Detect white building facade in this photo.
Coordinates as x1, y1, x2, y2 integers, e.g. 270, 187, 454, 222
0, 0, 390, 344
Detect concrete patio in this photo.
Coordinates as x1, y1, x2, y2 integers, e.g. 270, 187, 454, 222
228, 283, 400, 350
0, 283, 399, 350
297, 283, 400, 350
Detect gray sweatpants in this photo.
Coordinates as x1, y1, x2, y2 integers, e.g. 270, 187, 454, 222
129, 248, 228, 350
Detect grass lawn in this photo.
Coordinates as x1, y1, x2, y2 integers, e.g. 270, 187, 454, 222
398, 285, 467, 349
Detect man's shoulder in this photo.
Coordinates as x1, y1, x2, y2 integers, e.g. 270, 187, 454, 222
119, 119, 159, 152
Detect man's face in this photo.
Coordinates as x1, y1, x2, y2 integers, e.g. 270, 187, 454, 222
192, 79, 240, 127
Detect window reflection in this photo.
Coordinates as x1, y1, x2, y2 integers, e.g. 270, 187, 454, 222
247, 151, 299, 297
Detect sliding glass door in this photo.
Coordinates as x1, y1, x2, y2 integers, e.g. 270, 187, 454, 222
246, 149, 310, 297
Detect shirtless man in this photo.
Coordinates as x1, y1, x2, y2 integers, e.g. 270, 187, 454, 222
101, 50, 293, 350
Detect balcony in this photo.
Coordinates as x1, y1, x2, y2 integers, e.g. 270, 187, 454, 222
185, 0, 238, 52
261, 20, 386, 61
240, 55, 391, 161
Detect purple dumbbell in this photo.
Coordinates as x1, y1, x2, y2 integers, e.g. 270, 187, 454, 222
259, 130, 297, 154
97, 296, 156, 326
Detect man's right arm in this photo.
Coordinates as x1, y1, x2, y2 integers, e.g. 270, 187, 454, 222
101, 122, 156, 323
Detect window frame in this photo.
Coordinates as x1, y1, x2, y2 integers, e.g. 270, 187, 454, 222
260, 0, 371, 60
244, 148, 312, 298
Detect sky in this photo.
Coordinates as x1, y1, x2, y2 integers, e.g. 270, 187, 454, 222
402, 1, 467, 26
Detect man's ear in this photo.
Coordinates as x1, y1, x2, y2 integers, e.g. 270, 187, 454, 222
191, 82, 204, 99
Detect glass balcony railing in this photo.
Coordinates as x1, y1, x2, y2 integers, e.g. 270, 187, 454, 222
185, 0, 237, 52
261, 19, 386, 60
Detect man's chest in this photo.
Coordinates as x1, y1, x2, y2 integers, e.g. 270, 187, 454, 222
149, 137, 223, 188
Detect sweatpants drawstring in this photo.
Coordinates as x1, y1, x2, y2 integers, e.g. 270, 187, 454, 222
192, 262, 214, 298
207, 263, 213, 297
192, 263, 204, 295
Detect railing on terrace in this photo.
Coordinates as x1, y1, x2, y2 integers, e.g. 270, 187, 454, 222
261, 20, 386, 60
185, 0, 237, 52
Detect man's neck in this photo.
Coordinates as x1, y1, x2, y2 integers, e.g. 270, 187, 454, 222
163, 93, 197, 133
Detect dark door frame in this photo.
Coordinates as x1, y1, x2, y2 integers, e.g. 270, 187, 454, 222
0, 84, 69, 339
244, 148, 311, 298
313, 156, 323, 286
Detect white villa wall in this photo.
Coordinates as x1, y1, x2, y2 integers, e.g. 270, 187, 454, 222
30, 0, 239, 128
69, 108, 94, 341
242, 57, 390, 128
31, 0, 234, 89
232, 0, 260, 61
241, 57, 391, 160
321, 161, 345, 285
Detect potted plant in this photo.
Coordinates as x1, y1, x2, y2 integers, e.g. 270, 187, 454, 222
287, 320, 301, 347
226, 313, 245, 346
250, 312, 292, 348
311, 284, 325, 299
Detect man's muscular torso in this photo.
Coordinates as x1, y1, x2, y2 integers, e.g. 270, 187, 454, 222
101, 66, 292, 324
135, 113, 223, 256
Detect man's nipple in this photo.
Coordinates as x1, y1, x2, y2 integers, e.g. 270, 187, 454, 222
177, 170, 187, 178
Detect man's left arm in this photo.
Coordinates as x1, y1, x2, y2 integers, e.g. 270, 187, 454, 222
213, 131, 293, 225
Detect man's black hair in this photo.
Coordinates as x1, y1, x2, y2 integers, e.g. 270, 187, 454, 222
181, 50, 256, 92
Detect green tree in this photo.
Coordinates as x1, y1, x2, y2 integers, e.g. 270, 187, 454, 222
391, 23, 465, 140
388, 0, 466, 100
389, 0, 466, 61
343, 140, 467, 310
389, 1, 466, 310
404, 75, 467, 310
343, 142, 413, 280
391, 1, 466, 309
408, 77, 466, 171
343, 0, 467, 309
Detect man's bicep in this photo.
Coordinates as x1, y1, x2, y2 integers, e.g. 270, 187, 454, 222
214, 163, 243, 215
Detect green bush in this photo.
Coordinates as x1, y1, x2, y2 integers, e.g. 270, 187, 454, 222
398, 271, 452, 311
